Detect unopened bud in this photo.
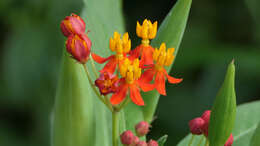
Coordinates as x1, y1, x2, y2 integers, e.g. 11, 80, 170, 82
135, 121, 150, 137
61, 13, 86, 37
201, 110, 211, 136
66, 34, 91, 63
136, 141, 148, 146
201, 110, 211, 122
120, 130, 134, 145
147, 139, 158, 146
130, 136, 140, 146
224, 134, 233, 146
188, 117, 205, 135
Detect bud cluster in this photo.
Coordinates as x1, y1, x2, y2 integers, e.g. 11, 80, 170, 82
120, 121, 158, 146
60, 13, 91, 63
188, 110, 233, 146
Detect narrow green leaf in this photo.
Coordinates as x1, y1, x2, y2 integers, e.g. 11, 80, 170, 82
209, 61, 237, 146
250, 122, 260, 146
157, 135, 168, 146
143, 0, 192, 123
53, 53, 94, 146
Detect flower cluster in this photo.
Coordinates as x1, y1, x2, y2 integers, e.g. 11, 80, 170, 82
92, 19, 182, 106
60, 13, 91, 63
120, 121, 158, 146
60, 14, 182, 107
189, 110, 233, 146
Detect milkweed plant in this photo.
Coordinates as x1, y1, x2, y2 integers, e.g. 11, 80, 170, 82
52, 0, 260, 146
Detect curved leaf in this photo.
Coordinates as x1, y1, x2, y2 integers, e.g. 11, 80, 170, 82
250, 122, 260, 146
209, 61, 236, 146
53, 54, 94, 146
157, 135, 168, 146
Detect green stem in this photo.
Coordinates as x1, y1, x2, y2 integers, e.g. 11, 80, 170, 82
89, 56, 114, 111
116, 97, 131, 112
105, 95, 113, 111
82, 64, 113, 112
89, 55, 99, 78
188, 135, 194, 146
112, 111, 119, 146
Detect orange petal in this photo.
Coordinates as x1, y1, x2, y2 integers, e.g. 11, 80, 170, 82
140, 45, 154, 67
91, 53, 113, 64
163, 69, 183, 84
139, 68, 156, 83
110, 83, 128, 105
155, 72, 166, 96
100, 57, 117, 73
138, 80, 155, 92
128, 45, 142, 61
129, 84, 144, 106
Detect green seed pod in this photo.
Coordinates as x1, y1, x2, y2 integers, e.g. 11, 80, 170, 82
52, 53, 94, 146
209, 60, 237, 146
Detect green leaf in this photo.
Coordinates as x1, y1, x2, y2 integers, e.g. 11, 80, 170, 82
143, 0, 192, 123
53, 54, 95, 146
177, 101, 260, 146
208, 61, 236, 146
233, 101, 260, 146
157, 135, 168, 146
250, 122, 260, 146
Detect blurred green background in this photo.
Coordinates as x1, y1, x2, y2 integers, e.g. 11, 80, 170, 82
0, 0, 259, 145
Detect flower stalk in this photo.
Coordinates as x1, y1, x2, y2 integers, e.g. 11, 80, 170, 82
112, 111, 119, 146
82, 64, 113, 112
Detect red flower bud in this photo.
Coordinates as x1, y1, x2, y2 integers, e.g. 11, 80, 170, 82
147, 139, 158, 146
95, 72, 119, 95
130, 136, 140, 146
61, 13, 86, 37
224, 134, 233, 146
201, 110, 211, 122
135, 121, 150, 137
120, 130, 134, 145
188, 117, 205, 135
66, 34, 91, 63
136, 141, 148, 146
200, 110, 211, 136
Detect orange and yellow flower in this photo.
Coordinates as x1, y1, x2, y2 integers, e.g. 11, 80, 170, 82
92, 32, 131, 73
110, 59, 152, 106
139, 43, 182, 95
129, 19, 158, 67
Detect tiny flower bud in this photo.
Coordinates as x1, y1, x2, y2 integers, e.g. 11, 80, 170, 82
147, 139, 158, 146
135, 121, 150, 137
66, 34, 91, 63
224, 134, 233, 146
136, 141, 148, 146
61, 13, 86, 37
201, 110, 211, 136
120, 130, 134, 145
130, 136, 140, 146
201, 110, 211, 122
95, 72, 119, 95
188, 117, 205, 135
